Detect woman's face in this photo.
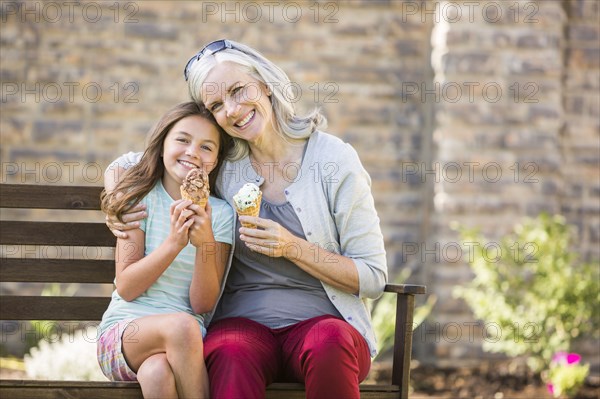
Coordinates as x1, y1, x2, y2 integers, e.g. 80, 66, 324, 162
161, 115, 220, 197
201, 62, 274, 144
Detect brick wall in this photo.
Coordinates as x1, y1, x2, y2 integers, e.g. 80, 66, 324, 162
0, 1, 432, 280
426, 0, 599, 367
562, 0, 600, 262
1, 0, 598, 368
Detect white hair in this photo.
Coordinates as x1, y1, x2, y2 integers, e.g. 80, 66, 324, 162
187, 40, 326, 160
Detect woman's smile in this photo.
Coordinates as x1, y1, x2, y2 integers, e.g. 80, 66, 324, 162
203, 62, 274, 142
235, 110, 255, 128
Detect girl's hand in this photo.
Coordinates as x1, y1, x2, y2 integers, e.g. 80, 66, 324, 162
168, 200, 194, 248
238, 216, 296, 258
105, 203, 147, 239
188, 202, 214, 248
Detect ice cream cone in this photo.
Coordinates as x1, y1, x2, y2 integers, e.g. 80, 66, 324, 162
180, 186, 208, 208
234, 192, 262, 228
180, 168, 209, 208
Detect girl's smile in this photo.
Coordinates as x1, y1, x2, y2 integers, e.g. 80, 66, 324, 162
161, 115, 220, 198
178, 160, 200, 169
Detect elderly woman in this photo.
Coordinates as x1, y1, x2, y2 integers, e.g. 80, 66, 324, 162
105, 39, 387, 399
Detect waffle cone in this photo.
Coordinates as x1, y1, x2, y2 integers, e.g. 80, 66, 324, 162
180, 186, 208, 208
234, 192, 262, 228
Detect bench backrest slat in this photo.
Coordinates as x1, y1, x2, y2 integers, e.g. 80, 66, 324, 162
0, 184, 103, 209
1, 184, 114, 322
0, 296, 110, 320
1, 221, 115, 246
1, 259, 115, 283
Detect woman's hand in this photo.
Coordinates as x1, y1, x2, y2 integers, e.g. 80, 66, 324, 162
105, 203, 147, 239
238, 216, 297, 258
168, 200, 194, 249
240, 216, 360, 294
188, 202, 215, 248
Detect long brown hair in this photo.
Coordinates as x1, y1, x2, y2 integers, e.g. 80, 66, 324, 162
101, 102, 232, 222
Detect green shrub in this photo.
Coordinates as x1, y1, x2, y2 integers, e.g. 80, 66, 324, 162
453, 213, 599, 372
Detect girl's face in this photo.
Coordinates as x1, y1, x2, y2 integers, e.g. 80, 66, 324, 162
201, 62, 274, 144
161, 115, 220, 198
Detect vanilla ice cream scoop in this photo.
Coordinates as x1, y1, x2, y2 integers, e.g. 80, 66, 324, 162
233, 183, 261, 211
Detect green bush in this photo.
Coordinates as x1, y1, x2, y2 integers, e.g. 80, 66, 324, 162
453, 213, 599, 372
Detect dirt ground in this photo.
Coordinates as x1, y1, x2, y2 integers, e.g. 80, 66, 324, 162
369, 360, 600, 399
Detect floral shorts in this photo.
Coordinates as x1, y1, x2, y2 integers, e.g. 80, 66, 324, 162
97, 319, 138, 381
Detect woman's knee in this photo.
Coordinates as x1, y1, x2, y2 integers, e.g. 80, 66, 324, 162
205, 320, 277, 369
206, 318, 272, 353
206, 335, 259, 361
300, 319, 372, 381
303, 319, 355, 357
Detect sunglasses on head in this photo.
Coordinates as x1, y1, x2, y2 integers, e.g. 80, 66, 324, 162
184, 39, 233, 81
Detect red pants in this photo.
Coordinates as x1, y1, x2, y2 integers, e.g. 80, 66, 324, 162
204, 315, 371, 399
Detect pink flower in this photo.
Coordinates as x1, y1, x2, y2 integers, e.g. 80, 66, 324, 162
552, 352, 581, 365
547, 352, 589, 398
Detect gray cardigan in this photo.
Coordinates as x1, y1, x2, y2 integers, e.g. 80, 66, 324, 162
111, 130, 388, 356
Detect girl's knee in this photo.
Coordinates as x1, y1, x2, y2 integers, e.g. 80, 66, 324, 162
171, 313, 202, 341
165, 313, 204, 347
137, 354, 174, 385
137, 355, 178, 398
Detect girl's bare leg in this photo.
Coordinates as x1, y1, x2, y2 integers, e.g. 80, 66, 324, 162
136, 353, 177, 399
122, 313, 208, 398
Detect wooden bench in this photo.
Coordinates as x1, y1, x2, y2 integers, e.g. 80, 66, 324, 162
0, 183, 426, 399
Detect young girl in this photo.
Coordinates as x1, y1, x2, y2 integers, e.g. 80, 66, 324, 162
97, 102, 234, 398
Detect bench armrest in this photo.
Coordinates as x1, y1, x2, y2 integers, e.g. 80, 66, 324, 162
384, 283, 426, 295
382, 283, 426, 399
